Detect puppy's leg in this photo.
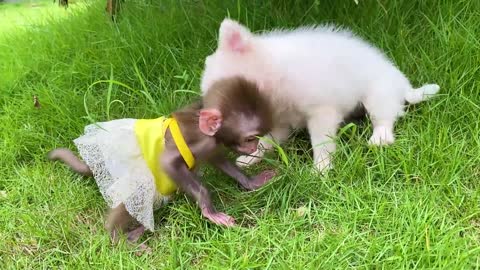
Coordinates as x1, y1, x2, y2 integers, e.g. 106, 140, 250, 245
307, 107, 342, 172
368, 120, 396, 145
364, 86, 404, 145
236, 125, 291, 167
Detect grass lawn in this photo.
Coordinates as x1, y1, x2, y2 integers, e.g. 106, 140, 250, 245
0, 0, 88, 38
1, 0, 479, 268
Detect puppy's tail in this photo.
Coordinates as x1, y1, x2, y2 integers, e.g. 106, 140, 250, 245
405, 84, 440, 104
48, 148, 92, 177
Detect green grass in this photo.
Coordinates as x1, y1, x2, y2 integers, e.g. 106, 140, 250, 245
0, 0, 89, 39
1, 0, 479, 268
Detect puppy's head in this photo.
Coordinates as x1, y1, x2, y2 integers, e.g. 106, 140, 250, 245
200, 19, 267, 94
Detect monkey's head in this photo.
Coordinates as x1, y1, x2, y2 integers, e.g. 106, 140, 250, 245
199, 77, 272, 155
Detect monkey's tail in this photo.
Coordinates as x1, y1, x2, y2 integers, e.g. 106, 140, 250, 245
405, 84, 440, 104
48, 148, 93, 177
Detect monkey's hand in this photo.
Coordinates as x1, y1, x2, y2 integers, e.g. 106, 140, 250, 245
201, 207, 235, 227
247, 170, 276, 190
209, 153, 276, 191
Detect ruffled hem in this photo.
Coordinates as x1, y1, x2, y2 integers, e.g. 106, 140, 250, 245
73, 119, 167, 231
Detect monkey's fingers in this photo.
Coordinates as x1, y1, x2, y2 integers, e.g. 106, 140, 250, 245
110, 229, 120, 244
250, 169, 277, 189
203, 211, 236, 227
212, 213, 236, 227
258, 169, 276, 180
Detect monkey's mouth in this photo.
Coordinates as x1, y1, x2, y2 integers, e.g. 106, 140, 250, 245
235, 147, 257, 155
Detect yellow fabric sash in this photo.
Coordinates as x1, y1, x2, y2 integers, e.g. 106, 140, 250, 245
134, 116, 195, 195
165, 118, 195, 170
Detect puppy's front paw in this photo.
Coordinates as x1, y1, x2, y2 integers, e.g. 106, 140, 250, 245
313, 157, 332, 174
369, 127, 395, 146
236, 151, 263, 167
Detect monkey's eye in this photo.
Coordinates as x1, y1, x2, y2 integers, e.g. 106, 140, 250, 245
245, 136, 257, 143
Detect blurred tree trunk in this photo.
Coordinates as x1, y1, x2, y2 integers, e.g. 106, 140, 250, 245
59, 0, 68, 8
106, 0, 120, 17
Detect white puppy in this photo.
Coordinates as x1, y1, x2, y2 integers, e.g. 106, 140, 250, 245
200, 19, 440, 172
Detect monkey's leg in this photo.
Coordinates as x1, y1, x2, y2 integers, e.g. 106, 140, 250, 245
105, 203, 135, 243
106, 203, 152, 254
192, 166, 203, 177
236, 125, 290, 167
163, 161, 235, 226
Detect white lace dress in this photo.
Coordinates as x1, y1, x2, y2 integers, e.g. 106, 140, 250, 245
73, 119, 170, 231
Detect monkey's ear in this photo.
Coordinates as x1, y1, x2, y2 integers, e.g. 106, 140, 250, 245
199, 108, 223, 136
219, 18, 252, 53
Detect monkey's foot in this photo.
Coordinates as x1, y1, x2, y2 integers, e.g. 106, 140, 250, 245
127, 225, 145, 243
134, 243, 152, 256
126, 226, 152, 256
249, 170, 276, 190
202, 209, 235, 227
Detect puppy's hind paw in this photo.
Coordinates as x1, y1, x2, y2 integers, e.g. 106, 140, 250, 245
422, 84, 440, 96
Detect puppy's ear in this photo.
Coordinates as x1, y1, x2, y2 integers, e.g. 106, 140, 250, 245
199, 108, 223, 136
218, 18, 252, 53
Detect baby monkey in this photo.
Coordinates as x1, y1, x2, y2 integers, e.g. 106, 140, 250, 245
49, 77, 275, 251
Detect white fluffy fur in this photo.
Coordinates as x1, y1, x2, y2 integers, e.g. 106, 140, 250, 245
201, 19, 440, 172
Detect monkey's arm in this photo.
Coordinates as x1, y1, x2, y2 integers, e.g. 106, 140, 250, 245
208, 152, 276, 191
161, 154, 235, 227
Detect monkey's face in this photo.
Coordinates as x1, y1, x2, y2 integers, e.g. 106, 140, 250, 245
216, 113, 269, 155
199, 76, 273, 156
215, 128, 262, 155
234, 134, 260, 155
